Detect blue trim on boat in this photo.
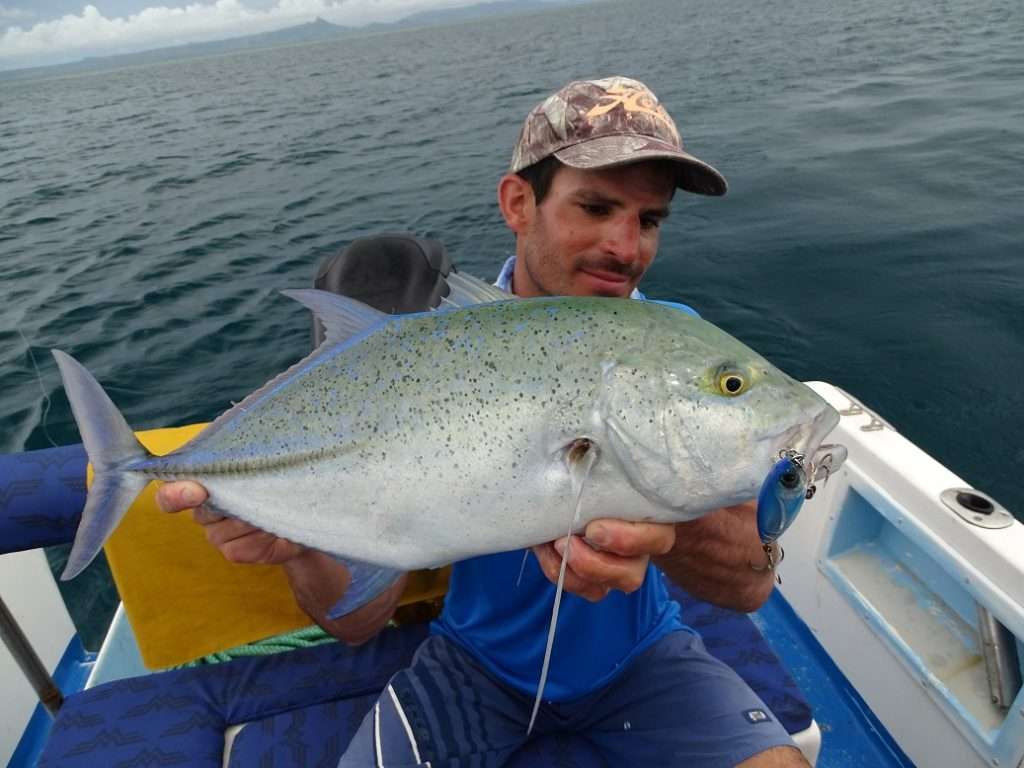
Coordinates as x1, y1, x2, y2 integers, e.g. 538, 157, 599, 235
754, 590, 916, 768
8, 635, 95, 768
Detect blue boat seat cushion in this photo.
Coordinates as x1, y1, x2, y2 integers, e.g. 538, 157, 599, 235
0, 444, 87, 553
39, 582, 812, 767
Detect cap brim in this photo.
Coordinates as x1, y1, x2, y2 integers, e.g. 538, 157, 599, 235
554, 134, 728, 196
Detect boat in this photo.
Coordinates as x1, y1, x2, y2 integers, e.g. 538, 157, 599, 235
2, 237, 1021, 767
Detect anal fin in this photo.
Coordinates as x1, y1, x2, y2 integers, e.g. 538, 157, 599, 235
326, 559, 404, 620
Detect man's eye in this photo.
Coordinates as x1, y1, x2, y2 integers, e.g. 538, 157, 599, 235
640, 216, 662, 230
580, 203, 609, 217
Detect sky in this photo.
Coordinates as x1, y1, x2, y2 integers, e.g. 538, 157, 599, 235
0, 0, 496, 70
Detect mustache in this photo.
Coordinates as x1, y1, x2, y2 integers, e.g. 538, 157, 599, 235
577, 258, 645, 280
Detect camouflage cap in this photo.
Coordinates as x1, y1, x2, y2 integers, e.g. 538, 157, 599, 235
510, 76, 727, 196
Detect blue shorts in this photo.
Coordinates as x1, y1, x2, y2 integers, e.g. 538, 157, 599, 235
338, 629, 798, 767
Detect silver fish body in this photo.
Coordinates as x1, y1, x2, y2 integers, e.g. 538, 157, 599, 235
55, 294, 838, 580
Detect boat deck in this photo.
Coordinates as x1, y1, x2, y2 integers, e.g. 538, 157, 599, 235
756, 590, 914, 767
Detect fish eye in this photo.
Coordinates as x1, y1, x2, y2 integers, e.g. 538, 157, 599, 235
780, 470, 801, 489
717, 371, 748, 396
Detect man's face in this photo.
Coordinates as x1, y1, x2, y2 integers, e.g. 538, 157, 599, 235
513, 162, 675, 298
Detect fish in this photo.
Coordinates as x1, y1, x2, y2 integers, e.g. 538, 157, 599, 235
53, 273, 841, 621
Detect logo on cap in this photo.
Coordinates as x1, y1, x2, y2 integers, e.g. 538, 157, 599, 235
585, 81, 678, 137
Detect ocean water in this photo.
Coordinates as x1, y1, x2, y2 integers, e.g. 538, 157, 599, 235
2, 0, 1022, 647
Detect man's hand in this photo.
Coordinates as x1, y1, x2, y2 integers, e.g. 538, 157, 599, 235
654, 500, 775, 613
156, 481, 304, 564
532, 519, 676, 601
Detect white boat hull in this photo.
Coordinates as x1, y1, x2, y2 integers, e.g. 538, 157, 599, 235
779, 382, 1023, 768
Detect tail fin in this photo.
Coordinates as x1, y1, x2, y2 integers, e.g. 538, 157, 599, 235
52, 350, 151, 580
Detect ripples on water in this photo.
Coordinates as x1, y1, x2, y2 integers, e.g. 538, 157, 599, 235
1, 0, 1022, 643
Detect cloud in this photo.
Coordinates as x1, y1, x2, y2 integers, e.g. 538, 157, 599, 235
0, 0, 475, 70
0, 4, 34, 23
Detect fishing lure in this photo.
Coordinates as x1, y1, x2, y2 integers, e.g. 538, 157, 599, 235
757, 451, 812, 545
754, 445, 846, 578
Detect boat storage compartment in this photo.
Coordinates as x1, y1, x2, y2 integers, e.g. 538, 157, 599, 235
820, 465, 1024, 765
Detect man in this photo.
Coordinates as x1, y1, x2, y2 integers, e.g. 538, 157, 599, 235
158, 77, 807, 767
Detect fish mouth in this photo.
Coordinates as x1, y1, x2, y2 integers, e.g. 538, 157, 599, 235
769, 403, 840, 462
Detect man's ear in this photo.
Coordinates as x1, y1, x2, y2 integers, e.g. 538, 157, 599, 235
497, 173, 534, 234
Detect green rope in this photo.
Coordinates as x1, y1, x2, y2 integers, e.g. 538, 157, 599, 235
175, 625, 338, 667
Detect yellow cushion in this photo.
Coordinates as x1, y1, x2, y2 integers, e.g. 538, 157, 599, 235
96, 423, 448, 669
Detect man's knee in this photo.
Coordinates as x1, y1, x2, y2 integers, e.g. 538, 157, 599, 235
736, 744, 811, 768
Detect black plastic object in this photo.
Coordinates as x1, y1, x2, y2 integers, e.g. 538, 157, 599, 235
312, 233, 452, 345
956, 491, 994, 515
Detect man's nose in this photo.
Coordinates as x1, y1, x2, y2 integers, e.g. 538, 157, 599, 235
602, 216, 641, 263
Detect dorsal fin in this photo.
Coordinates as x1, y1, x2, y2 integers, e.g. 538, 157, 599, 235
442, 271, 515, 308
281, 289, 389, 345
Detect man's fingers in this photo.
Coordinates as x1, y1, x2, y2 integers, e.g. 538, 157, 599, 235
191, 507, 227, 526
204, 517, 263, 548
156, 480, 303, 565
218, 530, 303, 565
584, 519, 676, 557
531, 542, 611, 602
155, 481, 208, 513
554, 536, 648, 594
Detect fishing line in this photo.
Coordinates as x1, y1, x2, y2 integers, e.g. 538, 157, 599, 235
17, 327, 58, 448
514, 550, 530, 588
527, 440, 597, 735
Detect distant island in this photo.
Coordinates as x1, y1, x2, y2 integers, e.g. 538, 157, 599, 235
0, 0, 596, 82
